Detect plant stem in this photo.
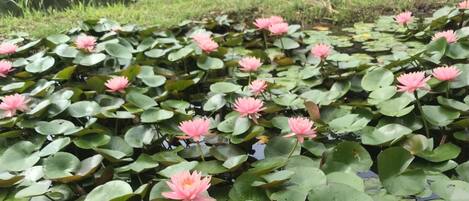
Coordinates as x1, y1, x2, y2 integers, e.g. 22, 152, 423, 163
248, 72, 252, 83
446, 82, 451, 98
203, 69, 210, 82
262, 31, 268, 49
440, 127, 448, 145
287, 139, 299, 159
413, 91, 430, 137
319, 60, 326, 77
196, 141, 205, 161
183, 58, 188, 75
280, 37, 286, 54
460, 12, 465, 28
44, 194, 56, 201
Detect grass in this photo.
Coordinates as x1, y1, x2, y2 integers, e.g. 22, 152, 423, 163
0, 0, 455, 38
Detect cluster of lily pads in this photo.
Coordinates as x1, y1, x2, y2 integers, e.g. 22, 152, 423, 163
1, 1, 469, 201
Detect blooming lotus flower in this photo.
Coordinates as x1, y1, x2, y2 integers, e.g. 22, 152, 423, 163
459, 0, 469, 9
0, 94, 28, 117
395, 11, 413, 26
192, 33, 211, 42
254, 18, 272, 30
432, 66, 461, 81
432, 30, 458, 44
397, 72, 431, 93
239, 57, 262, 72
0, 60, 13, 77
105, 76, 129, 93
233, 97, 265, 122
162, 171, 214, 201
268, 22, 289, 36
75, 35, 96, 52
254, 16, 285, 30
311, 44, 332, 60
178, 118, 211, 142
269, 16, 284, 24
192, 33, 218, 53
0, 43, 17, 55
249, 80, 268, 96
284, 117, 317, 143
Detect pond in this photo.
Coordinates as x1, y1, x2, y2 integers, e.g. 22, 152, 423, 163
0, 2, 468, 201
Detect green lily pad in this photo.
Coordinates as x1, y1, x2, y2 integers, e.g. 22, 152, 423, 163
84, 180, 133, 201
377, 147, 425, 196
422, 105, 460, 126
322, 141, 372, 173
361, 67, 394, 91
417, 143, 461, 162
68, 101, 102, 117
362, 124, 412, 145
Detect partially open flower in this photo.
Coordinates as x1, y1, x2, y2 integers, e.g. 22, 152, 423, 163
395, 11, 413, 26
396, 72, 431, 93
233, 97, 265, 123
178, 118, 211, 142
162, 171, 214, 201
75, 35, 97, 52
284, 117, 317, 143
0, 94, 28, 118
432, 66, 461, 81
432, 30, 458, 44
269, 16, 284, 24
311, 43, 332, 60
239, 57, 262, 72
254, 18, 272, 30
0, 60, 13, 77
249, 80, 268, 96
0, 43, 17, 55
105, 76, 129, 93
254, 16, 285, 30
268, 22, 289, 36
192, 33, 218, 53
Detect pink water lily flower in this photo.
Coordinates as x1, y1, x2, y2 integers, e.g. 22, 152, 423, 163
0, 43, 17, 55
249, 80, 268, 96
0, 60, 13, 77
284, 117, 317, 143
178, 118, 211, 142
254, 18, 272, 30
105, 76, 129, 93
397, 71, 431, 93
459, 0, 469, 9
268, 22, 289, 36
432, 30, 458, 44
192, 33, 218, 53
311, 43, 332, 60
75, 35, 97, 52
233, 97, 265, 123
432, 66, 461, 81
192, 33, 211, 42
269, 16, 284, 24
395, 11, 413, 26
0, 94, 28, 118
254, 16, 285, 30
239, 57, 262, 72
162, 171, 214, 201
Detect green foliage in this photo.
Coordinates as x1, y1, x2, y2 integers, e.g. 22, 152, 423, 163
0, 0, 456, 38
0, 2, 469, 201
